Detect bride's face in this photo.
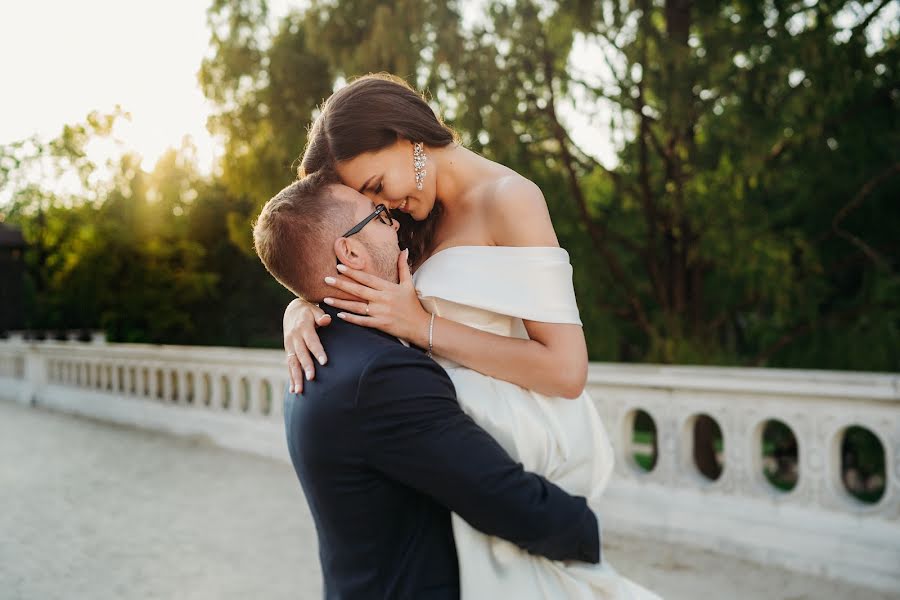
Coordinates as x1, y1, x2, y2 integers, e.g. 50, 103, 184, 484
335, 138, 436, 221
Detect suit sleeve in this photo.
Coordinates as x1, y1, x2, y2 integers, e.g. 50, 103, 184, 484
355, 346, 600, 564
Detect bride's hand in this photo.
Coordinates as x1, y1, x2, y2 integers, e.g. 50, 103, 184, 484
284, 298, 331, 393
323, 249, 431, 347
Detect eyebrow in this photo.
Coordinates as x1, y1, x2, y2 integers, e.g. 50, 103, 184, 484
358, 176, 376, 193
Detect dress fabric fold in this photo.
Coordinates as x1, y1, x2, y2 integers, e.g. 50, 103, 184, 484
413, 246, 662, 600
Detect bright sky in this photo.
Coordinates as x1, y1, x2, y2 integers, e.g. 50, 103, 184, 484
0, 0, 616, 186
2, 0, 895, 192
0, 1, 227, 172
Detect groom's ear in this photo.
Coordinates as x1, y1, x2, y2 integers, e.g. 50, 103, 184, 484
333, 237, 367, 270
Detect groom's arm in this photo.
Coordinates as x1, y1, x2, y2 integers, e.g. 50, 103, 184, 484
355, 347, 600, 564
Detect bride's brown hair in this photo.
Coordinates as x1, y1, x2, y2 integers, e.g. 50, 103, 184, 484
298, 73, 458, 270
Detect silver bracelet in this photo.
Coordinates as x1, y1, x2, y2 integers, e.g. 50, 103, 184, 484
426, 312, 435, 357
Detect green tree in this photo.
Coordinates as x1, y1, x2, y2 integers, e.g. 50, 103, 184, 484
197, 0, 898, 368
200, 0, 333, 252
436, 0, 900, 367
3, 0, 896, 369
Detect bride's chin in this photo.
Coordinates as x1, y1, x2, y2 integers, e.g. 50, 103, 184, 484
413, 201, 434, 221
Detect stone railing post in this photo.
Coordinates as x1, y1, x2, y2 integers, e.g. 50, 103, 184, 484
211, 373, 225, 410
147, 364, 158, 400
20, 347, 47, 406
176, 370, 189, 404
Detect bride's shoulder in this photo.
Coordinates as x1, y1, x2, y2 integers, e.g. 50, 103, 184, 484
482, 175, 559, 247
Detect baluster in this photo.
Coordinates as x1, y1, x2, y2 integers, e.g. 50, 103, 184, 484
146, 365, 157, 399
177, 370, 189, 404
211, 373, 225, 410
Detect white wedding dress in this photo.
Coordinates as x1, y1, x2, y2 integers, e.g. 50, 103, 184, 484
413, 246, 661, 600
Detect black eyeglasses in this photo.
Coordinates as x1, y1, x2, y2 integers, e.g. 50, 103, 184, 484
342, 204, 394, 238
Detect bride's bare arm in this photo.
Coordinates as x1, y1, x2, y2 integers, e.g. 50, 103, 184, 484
326, 265, 589, 398
428, 177, 588, 397
283, 298, 331, 393
428, 318, 589, 399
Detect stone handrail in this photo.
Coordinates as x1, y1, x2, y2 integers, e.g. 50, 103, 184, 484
0, 339, 291, 459
1, 339, 897, 592
585, 363, 899, 593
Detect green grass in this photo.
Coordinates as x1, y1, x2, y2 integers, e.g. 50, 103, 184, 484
633, 453, 656, 471
632, 431, 654, 445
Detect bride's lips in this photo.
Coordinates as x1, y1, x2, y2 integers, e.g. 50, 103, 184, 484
397, 198, 409, 213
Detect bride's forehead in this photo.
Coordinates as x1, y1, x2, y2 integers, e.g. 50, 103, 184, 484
335, 156, 371, 184
341, 143, 406, 172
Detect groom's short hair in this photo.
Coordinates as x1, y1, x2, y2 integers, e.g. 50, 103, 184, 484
253, 170, 353, 300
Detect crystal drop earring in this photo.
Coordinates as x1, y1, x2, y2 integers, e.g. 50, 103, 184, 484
413, 142, 427, 191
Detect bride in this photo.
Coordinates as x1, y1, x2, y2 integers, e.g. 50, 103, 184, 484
283, 73, 660, 599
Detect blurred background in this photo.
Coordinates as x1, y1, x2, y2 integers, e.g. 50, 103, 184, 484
1, 0, 897, 369
1, 2, 898, 598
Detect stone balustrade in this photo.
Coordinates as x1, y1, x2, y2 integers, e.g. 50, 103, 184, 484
0, 339, 290, 460
1, 338, 898, 593
585, 363, 899, 592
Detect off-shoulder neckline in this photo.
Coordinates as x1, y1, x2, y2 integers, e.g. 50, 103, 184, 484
414, 245, 568, 274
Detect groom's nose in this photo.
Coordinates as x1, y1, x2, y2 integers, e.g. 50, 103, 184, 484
391, 219, 400, 233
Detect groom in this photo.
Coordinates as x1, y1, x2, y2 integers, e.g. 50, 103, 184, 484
253, 171, 600, 599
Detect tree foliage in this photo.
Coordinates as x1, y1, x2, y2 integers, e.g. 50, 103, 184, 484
1, 117, 289, 346
1, 0, 897, 369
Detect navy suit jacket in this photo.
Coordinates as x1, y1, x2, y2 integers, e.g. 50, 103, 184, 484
284, 305, 600, 599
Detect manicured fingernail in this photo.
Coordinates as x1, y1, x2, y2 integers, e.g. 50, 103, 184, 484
292, 385, 298, 393
324, 277, 336, 284
336, 312, 346, 319
336, 264, 347, 272
318, 356, 326, 365
323, 297, 334, 305
305, 370, 312, 380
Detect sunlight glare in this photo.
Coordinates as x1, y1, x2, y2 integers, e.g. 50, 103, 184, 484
0, 0, 219, 176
